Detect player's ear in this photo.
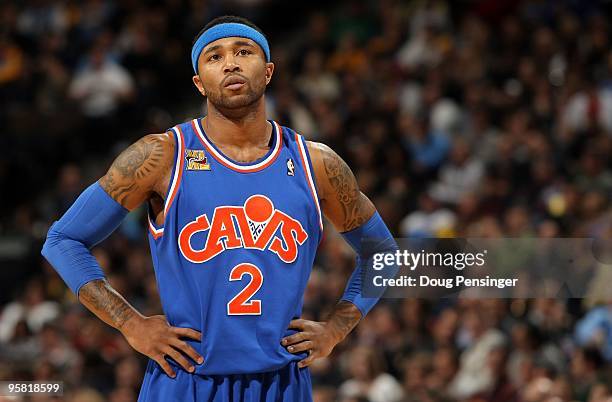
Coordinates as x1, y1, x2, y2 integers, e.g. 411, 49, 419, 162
192, 75, 206, 97
265, 62, 274, 86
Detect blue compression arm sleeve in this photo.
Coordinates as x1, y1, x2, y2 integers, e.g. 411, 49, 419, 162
41, 182, 129, 296
340, 212, 398, 317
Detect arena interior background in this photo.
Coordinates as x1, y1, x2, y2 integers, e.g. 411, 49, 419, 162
1, 0, 612, 401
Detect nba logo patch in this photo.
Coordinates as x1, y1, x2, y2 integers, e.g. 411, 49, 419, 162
287, 158, 295, 176
185, 149, 211, 171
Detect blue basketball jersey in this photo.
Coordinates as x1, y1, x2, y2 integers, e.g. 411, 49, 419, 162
146, 118, 323, 375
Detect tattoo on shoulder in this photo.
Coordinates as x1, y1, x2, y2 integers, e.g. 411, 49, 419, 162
114, 137, 164, 180
321, 146, 372, 231
99, 135, 168, 204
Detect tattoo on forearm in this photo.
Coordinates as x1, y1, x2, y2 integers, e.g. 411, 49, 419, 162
328, 301, 362, 341
322, 150, 371, 230
79, 279, 136, 330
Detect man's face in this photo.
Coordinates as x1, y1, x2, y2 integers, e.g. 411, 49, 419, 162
193, 36, 274, 110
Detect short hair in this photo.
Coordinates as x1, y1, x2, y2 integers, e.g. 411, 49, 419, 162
192, 15, 266, 46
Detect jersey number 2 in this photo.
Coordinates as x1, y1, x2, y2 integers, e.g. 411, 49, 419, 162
227, 263, 263, 315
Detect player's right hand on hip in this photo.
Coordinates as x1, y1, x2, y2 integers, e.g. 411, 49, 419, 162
120, 314, 203, 378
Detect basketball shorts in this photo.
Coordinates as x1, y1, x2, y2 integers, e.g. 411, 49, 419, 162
137, 359, 312, 401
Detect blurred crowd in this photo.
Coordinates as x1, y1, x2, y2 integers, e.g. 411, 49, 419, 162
1, 0, 612, 401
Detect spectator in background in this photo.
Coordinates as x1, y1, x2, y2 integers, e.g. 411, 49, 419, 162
398, 113, 450, 179
68, 42, 134, 150
296, 49, 341, 102
426, 347, 458, 395
507, 322, 541, 388
571, 347, 607, 401
561, 79, 612, 134
474, 345, 517, 402
448, 308, 506, 399
429, 138, 484, 205
339, 346, 405, 402
399, 193, 456, 237
396, 22, 446, 70
69, 44, 134, 120
401, 352, 433, 402
576, 303, 612, 362
38, 322, 80, 374
0, 278, 59, 343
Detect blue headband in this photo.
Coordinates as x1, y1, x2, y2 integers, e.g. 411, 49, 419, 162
191, 22, 270, 74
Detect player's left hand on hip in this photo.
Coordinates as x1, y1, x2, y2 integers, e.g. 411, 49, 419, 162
281, 319, 339, 368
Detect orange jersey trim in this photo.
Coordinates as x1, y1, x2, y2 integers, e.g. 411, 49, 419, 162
191, 119, 283, 173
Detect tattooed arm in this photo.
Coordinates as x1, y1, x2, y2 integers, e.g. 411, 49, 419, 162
76, 134, 203, 377
281, 142, 377, 367
79, 133, 174, 323
98, 133, 174, 212
80, 279, 203, 378
308, 142, 376, 232
310, 141, 376, 329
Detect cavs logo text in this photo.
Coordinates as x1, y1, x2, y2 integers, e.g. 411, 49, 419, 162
178, 195, 308, 264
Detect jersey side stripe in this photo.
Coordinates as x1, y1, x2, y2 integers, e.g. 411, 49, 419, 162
164, 126, 186, 217
295, 133, 323, 231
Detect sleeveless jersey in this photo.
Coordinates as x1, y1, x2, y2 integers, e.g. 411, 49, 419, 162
146, 118, 323, 375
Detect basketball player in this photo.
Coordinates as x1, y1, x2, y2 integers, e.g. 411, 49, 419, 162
42, 16, 397, 401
